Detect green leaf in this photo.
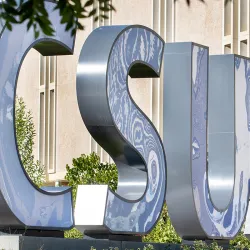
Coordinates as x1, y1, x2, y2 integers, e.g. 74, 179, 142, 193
34, 29, 39, 39
100, 14, 108, 20
61, 11, 72, 24
5, 14, 18, 23
77, 22, 84, 30
27, 20, 33, 30
38, 6, 48, 17
5, 22, 12, 31
84, 0, 94, 7
99, 6, 110, 12
71, 28, 76, 36
108, 4, 116, 11
88, 8, 97, 17
6, 0, 17, 6
3, 5, 19, 15
65, 21, 73, 31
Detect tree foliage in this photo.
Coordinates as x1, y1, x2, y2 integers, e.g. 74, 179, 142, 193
0, 0, 115, 38
15, 97, 45, 187
0, 0, 232, 39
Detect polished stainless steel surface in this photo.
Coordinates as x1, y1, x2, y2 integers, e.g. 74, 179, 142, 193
77, 25, 166, 234
0, 0, 75, 229
208, 55, 235, 211
164, 42, 206, 239
164, 44, 250, 239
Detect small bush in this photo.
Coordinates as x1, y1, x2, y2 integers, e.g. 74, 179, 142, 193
15, 97, 45, 187
230, 231, 250, 249
143, 204, 181, 244
64, 228, 83, 239
64, 152, 118, 239
65, 152, 118, 203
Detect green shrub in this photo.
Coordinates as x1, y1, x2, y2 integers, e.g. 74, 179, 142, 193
193, 241, 223, 250
143, 244, 155, 250
64, 152, 118, 238
65, 152, 118, 203
15, 97, 45, 187
64, 228, 83, 239
143, 204, 181, 244
230, 231, 250, 249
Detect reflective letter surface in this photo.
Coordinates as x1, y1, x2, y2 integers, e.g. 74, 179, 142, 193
76, 25, 166, 234
0, 1, 75, 229
164, 43, 250, 239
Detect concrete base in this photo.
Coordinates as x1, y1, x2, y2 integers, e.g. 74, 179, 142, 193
0, 236, 233, 250
0, 236, 121, 250
0, 229, 64, 238
84, 229, 142, 242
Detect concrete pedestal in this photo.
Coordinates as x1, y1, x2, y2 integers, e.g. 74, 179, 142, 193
0, 236, 178, 250
0, 236, 121, 250
0, 236, 233, 250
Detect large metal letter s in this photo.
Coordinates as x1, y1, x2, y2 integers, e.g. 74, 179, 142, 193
76, 25, 166, 234
0, 1, 75, 229
164, 43, 250, 239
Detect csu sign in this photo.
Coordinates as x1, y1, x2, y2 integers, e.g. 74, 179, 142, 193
0, 0, 249, 240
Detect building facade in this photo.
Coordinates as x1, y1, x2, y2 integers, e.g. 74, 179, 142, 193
16, 0, 240, 184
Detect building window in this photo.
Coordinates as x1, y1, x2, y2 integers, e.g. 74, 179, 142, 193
152, 0, 174, 136
39, 55, 56, 174
222, 0, 238, 54
238, 0, 249, 56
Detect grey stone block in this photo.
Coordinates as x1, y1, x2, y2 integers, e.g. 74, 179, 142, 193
0, 236, 121, 250
0, 236, 233, 250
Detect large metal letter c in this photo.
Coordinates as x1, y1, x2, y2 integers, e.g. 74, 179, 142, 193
0, 0, 75, 229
